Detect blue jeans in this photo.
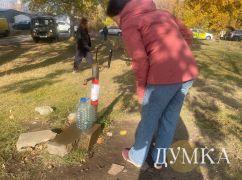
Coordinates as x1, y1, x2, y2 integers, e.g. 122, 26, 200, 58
129, 80, 194, 166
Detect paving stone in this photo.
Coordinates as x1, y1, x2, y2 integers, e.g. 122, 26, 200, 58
108, 164, 124, 176
47, 141, 73, 157
16, 130, 57, 152
35, 106, 54, 115
47, 123, 101, 157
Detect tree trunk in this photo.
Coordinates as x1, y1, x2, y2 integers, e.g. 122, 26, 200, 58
70, 0, 75, 36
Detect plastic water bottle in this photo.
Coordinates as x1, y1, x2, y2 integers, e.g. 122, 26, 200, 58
76, 97, 96, 131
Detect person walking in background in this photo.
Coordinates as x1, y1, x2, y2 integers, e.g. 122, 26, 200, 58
103, 26, 108, 41
73, 18, 93, 73
106, 0, 199, 169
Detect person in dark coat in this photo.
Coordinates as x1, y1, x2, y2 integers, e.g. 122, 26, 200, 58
73, 18, 93, 72
103, 26, 108, 40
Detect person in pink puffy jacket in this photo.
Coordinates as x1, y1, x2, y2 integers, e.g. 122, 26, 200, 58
107, 0, 199, 169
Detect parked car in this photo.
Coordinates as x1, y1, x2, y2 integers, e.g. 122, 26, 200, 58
57, 21, 70, 33
191, 29, 213, 40
0, 17, 10, 37
230, 30, 242, 41
13, 21, 31, 30
31, 16, 59, 43
99, 26, 122, 36
220, 30, 227, 40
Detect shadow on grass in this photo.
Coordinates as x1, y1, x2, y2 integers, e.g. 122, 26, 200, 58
112, 70, 139, 113
191, 78, 241, 141
98, 93, 124, 128
0, 44, 74, 77
92, 36, 131, 66
0, 69, 69, 93
0, 42, 34, 66
197, 51, 242, 88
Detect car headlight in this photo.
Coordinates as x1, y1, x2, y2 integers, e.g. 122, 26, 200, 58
49, 29, 53, 33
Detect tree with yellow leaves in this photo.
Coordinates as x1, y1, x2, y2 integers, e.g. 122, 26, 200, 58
178, 0, 241, 31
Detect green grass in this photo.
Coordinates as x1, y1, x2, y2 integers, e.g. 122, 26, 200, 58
0, 38, 241, 178
0, 37, 133, 177
184, 40, 242, 179
190, 40, 242, 134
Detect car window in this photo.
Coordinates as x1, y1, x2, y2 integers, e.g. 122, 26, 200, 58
33, 19, 54, 26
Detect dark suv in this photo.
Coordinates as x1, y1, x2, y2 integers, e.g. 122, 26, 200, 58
31, 16, 58, 43
230, 30, 242, 41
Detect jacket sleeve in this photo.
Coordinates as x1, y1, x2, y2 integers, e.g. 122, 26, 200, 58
76, 28, 82, 40
173, 16, 193, 46
122, 27, 149, 100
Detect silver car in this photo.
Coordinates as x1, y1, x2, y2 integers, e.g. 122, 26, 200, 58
99, 26, 122, 36
230, 30, 242, 41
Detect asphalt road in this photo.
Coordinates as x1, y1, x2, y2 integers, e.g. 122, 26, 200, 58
0, 34, 32, 45
0, 33, 71, 45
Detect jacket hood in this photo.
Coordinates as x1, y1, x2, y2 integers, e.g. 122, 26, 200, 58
120, 0, 156, 20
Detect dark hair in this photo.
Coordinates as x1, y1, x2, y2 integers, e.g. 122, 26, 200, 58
81, 18, 88, 25
106, 0, 130, 17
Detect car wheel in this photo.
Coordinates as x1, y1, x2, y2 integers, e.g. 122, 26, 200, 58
233, 36, 240, 41
56, 35, 60, 42
4, 31, 8, 37
33, 37, 39, 43
48, 38, 54, 43
206, 36, 211, 40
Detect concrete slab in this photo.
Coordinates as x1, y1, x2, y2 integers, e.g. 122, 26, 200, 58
47, 123, 101, 157
108, 164, 124, 176
16, 130, 57, 152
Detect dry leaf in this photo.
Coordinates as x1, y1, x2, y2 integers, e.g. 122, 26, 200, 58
97, 138, 104, 144
119, 130, 127, 136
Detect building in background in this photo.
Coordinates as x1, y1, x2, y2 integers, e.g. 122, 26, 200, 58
0, 0, 29, 12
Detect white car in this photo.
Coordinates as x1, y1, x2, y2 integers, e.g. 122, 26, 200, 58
57, 21, 70, 33
205, 32, 213, 40
99, 26, 122, 36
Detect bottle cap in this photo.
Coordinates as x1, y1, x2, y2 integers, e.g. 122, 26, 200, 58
80, 97, 89, 103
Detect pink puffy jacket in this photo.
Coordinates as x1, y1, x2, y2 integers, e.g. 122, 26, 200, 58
120, 0, 199, 99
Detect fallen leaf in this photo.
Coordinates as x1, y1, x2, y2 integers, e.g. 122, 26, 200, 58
48, 164, 54, 169
107, 132, 113, 137
97, 138, 104, 144
119, 130, 127, 136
